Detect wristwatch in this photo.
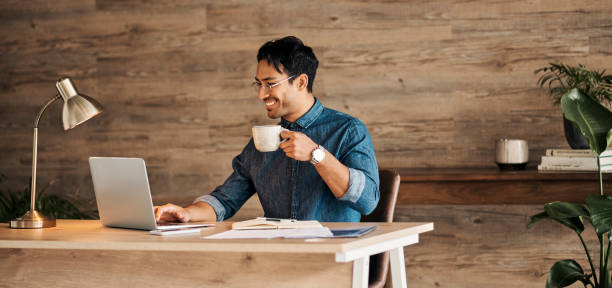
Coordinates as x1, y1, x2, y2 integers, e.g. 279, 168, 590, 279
310, 145, 326, 165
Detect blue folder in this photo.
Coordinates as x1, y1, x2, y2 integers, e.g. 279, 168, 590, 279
329, 225, 376, 238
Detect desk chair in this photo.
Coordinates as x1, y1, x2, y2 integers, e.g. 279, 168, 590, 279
361, 169, 401, 288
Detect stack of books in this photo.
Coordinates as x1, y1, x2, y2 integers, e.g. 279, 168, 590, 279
538, 149, 612, 172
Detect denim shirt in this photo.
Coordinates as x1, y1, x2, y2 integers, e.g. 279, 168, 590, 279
195, 99, 379, 222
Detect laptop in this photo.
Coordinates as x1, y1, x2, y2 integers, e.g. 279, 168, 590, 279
89, 157, 210, 231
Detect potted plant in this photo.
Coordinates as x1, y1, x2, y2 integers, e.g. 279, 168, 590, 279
0, 174, 97, 221
528, 88, 612, 287
535, 63, 612, 149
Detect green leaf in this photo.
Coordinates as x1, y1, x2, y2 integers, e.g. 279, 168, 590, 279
586, 194, 612, 235
545, 202, 589, 233
0, 177, 97, 221
546, 259, 589, 288
539, 74, 556, 87
545, 202, 590, 218
527, 212, 549, 229
39, 195, 84, 219
561, 88, 612, 155
527, 202, 590, 233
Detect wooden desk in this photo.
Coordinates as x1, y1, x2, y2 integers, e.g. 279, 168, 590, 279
393, 168, 612, 204
0, 220, 433, 288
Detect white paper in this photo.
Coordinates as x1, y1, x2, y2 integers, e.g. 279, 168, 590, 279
203, 227, 333, 239
156, 223, 213, 230
150, 227, 205, 236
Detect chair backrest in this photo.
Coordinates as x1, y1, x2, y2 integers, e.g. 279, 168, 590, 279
361, 169, 400, 223
361, 169, 401, 288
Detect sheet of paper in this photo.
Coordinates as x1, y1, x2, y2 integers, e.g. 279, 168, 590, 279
203, 227, 333, 239
150, 227, 206, 236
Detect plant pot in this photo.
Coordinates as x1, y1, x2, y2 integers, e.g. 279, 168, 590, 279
563, 115, 590, 149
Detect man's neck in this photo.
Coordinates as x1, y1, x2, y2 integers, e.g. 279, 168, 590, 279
283, 95, 315, 123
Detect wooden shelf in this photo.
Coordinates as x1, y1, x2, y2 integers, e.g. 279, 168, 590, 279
387, 168, 612, 205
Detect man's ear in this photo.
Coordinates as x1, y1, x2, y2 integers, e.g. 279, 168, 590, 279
295, 74, 309, 91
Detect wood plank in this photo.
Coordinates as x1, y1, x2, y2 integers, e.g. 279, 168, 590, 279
206, 1, 450, 34
0, 249, 352, 288
397, 204, 597, 288
0, 221, 433, 253
450, 0, 612, 39
95, 0, 207, 12
398, 180, 609, 205
396, 168, 612, 181
590, 35, 612, 55
392, 168, 612, 204
0, 0, 95, 19
0, 7, 207, 57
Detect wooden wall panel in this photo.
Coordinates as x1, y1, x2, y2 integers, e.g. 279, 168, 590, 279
0, 1, 611, 286
398, 204, 597, 288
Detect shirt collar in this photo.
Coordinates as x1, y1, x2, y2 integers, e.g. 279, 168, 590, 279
280, 98, 323, 129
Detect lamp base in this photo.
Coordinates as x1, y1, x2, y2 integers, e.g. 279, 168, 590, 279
10, 210, 56, 229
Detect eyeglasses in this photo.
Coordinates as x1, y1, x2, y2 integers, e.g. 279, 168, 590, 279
252, 75, 296, 93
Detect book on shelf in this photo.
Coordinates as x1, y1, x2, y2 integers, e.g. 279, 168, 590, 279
541, 155, 597, 167
545, 149, 612, 158
545, 149, 594, 157
231, 217, 323, 230
538, 160, 612, 172
537, 164, 612, 172
541, 155, 612, 166
538, 149, 612, 171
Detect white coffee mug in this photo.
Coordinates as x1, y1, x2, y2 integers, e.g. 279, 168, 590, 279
252, 125, 286, 152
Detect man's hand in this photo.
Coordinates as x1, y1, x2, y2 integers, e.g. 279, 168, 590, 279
154, 203, 192, 223
279, 130, 318, 161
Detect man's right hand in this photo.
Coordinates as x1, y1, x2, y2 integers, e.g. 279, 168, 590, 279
154, 203, 191, 223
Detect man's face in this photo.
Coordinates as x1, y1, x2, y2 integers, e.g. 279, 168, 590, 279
254, 60, 296, 120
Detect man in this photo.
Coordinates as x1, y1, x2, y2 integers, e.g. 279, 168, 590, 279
155, 36, 379, 222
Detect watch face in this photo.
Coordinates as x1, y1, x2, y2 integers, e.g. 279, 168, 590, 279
313, 149, 325, 161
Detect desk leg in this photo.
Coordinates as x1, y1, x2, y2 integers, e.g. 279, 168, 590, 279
352, 256, 369, 288
390, 246, 407, 288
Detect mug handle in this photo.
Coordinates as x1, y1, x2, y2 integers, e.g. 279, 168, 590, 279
280, 128, 290, 143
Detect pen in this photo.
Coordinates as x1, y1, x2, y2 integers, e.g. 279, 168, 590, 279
257, 217, 296, 222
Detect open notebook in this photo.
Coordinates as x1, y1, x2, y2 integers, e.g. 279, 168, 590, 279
205, 217, 376, 239
231, 217, 323, 230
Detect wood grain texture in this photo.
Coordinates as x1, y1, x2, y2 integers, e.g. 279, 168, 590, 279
397, 204, 598, 288
0, 220, 433, 288
0, 2, 611, 286
1, 0, 610, 203
0, 220, 433, 253
0, 249, 352, 288
393, 168, 612, 204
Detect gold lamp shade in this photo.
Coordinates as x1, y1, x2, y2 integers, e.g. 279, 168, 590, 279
56, 78, 103, 130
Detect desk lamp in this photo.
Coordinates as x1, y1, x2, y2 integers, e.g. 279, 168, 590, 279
10, 77, 103, 229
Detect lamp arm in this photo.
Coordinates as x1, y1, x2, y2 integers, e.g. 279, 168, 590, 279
34, 94, 61, 128
30, 94, 61, 212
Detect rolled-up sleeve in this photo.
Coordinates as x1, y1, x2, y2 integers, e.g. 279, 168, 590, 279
337, 119, 379, 215
340, 168, 365, 203
193, 146, 255, 221
193, 194, 226, 222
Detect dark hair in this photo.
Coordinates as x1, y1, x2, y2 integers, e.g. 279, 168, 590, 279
257, 36, 318, 93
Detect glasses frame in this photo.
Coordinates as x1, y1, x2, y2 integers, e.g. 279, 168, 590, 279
252, 75, 296, 93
